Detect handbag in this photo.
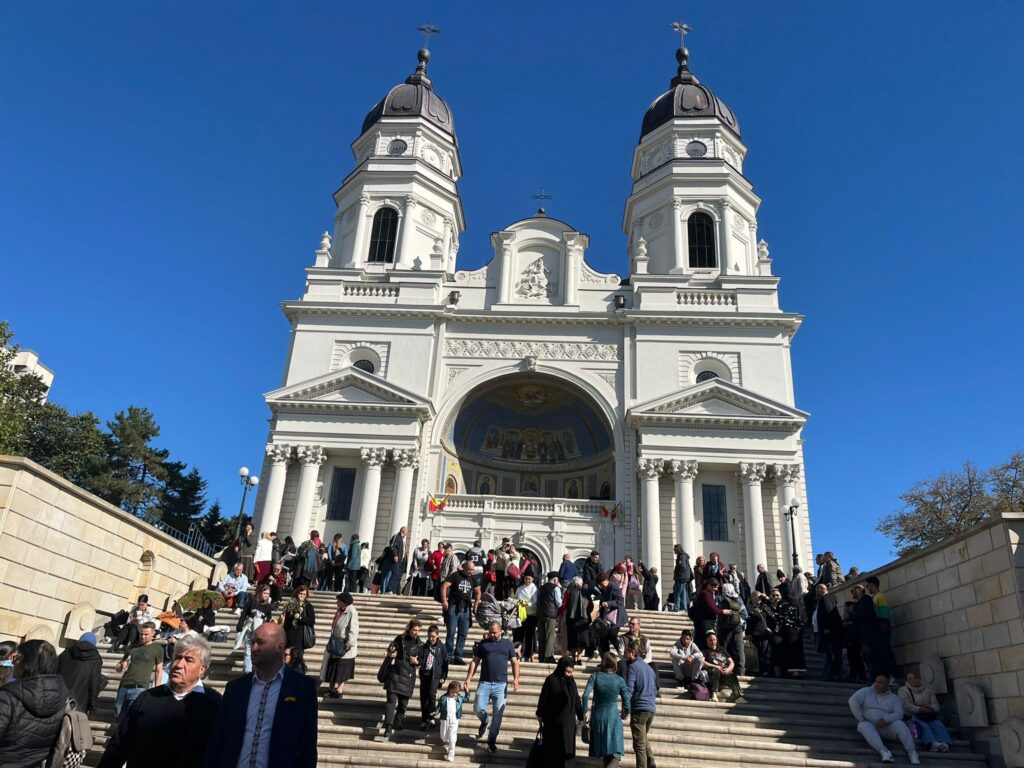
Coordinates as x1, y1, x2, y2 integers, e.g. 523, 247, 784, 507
301, 624, 316, 650
326, 634, 346, 656
377, 656, 392, 684
581, 723, 591, 744
525, 726, 545, 768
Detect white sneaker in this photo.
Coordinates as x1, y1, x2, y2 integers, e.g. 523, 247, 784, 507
880, 750, 894, 764
909, 752, 921, 766
939, 743, 951, 753
930, 743, 941, 752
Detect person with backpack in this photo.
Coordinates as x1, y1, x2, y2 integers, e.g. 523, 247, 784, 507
0, 639, 69, 768
98, 635, 222, 768
57, 631, 106, 715
717, 582, 747, 675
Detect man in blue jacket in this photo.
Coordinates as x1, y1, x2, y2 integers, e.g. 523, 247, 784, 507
203, 623, 317, 768
624, 638, 659, 768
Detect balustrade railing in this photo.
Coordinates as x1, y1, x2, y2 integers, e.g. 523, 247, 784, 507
139, 513, 217, 558
434, 493, 620, 519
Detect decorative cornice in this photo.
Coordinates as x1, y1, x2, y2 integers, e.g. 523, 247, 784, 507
445, 338, 622, 362
670, 459, 699, 482
627, 413, 801, 433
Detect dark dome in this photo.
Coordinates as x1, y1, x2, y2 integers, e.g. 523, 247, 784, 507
640, 48, 739, 140
361, 49, 454, 137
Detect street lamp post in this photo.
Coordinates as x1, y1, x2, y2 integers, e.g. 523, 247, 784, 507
234, 466, 260, 541
784, 497, 801, 570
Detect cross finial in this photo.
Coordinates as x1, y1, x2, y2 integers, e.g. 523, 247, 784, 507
418, 23, 441, 50
531, 186, 553, 215
671, 20, 692, 49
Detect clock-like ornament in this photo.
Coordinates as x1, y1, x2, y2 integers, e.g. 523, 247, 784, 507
685, 140, 708, 158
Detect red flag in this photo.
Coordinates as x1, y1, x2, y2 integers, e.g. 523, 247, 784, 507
428, 494, 448, 513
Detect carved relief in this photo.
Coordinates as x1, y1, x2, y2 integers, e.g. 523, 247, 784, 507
515, 258, 554, 299
447, 366, 468, 384
597, 372, 617, 389
421, 208, 437, 226
445, 338, 623, 362
648, 212, 665, 230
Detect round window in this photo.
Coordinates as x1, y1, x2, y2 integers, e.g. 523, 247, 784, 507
387, 139, 408, 156
696, 370, 719, 383
352, 359, 376, 374
685, 140, 708, 158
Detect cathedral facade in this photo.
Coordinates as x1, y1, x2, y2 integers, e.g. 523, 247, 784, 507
252, 43, 813, 580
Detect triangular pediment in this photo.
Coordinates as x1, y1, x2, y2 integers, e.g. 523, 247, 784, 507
265, 368, 433, 418
627, 379, 808, 432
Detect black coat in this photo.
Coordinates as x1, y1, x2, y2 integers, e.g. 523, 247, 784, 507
418, 640, 449, 683
672, 551, 693, 583
754, 571, 773, 595
581, 559, 602, 590
383, 633, 424, 698
535, 672, 583, 767
57, 641, 106, 714
0, 674, 68, 768
98, 685, 222, 768
284, 600, 316, 649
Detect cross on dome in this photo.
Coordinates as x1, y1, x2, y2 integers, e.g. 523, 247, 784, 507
531, 186, 553, 216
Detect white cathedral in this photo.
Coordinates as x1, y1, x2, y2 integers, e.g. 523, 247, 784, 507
252, 41, 813, 581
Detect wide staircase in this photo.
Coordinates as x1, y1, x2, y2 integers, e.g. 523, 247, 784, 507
85, 592, 984, 767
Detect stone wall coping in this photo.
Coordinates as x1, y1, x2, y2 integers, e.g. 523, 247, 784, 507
832, 510, 1024, 597
0, 455, 217, 568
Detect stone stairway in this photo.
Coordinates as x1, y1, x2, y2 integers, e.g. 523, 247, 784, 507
84, 592, 983, 767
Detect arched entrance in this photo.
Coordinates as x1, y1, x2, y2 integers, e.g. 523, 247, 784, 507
441, 373, 615, 500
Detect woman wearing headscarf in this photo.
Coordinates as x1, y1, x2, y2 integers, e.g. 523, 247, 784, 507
535, 656, 583, 768
582, 653, 631, 768
564, 576, 591, 663
321, 592, 358, 699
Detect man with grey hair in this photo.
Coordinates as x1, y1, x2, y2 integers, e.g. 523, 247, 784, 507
99, 635, 222, 767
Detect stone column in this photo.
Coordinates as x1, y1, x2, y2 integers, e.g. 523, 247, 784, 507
670, 460, 699, 557
391, 448, 419, 536
355, 448, 388, 552
739, 462, 768, 575
348, 193, 371, 267
671, 198, 686, 272
255, 443, 291, 534
442, 216, 454, 271
773, 463, 802, 570
396, 196, 418, 268
637, 458, 665, 577
290, 446, 325, 541
720, 199, 733, 275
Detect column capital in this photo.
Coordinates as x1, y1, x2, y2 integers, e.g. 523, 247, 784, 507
721, 197, 733, 211
359, 193, 371, 206
636, 458, 664, 480
670, 459, 699, 482
404, 195, 418, 209
360, 447, 388, 468
738, 462, 767, 484
772, 463, 801, 484
392, 448, 420, 469
295, 445, 326, 466
265, 443, 293, 464
671, 197, 684, 211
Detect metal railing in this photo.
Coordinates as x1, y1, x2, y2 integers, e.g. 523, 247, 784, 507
139, 512, 217, 558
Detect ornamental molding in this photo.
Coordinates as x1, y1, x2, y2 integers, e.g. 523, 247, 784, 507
360, 447, 388, 468
679, 351, 742, 386
738, 462, 768, 484
453, 268, 488, 285
296, 445, 326, 466
670, 459, 699, 482
265, 368, 433, 422
445, 338, 623, 362
579, 262, 621, 287
597, 372, 618, 389
421, 207, 437, 227
265, 443, 293, 464
447, 366, 469, 385
330, 340, 391, 375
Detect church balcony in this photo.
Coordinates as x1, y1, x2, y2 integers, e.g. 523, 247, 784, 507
435, 493, 621, 519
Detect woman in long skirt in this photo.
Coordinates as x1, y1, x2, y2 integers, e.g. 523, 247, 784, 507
321, 592, 358, 698
582, 653, 631, 768
536, 656, 583, 768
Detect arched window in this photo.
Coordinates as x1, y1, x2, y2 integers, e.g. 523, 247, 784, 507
687, 212, 717, 269
352, 359, 376, 374
367, 207, 398, 263
695, 370, 719, 383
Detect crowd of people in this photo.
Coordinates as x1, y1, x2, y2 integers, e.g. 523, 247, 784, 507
0, 525, 956, 767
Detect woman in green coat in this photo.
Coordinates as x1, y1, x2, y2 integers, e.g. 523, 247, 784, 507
582, 653, 631, 767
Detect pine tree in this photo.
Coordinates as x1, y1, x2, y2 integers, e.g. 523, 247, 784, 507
23, 403, 107, 492
159, 461, 208, 532
198, 500, 232, 547
93, 406, 169, 514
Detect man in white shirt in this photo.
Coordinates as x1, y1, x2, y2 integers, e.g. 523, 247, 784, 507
218, 563, 251, 613
849, 673, 920, 764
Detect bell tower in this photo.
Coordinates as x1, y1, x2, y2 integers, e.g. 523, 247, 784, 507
331, 46, 465, 275
623, 37, 770, 289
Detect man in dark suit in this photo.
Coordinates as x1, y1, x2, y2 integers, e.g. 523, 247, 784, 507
99, 635, 221, 768
814, 584, 845, 681
203, 623, 317, 768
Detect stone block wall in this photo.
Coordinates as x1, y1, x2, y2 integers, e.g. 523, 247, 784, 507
0, 456, 219, 646
835, 512, 1024, 767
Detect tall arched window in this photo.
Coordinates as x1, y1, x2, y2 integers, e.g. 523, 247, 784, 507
367, 207, 398, 263
687, 212, 717, 269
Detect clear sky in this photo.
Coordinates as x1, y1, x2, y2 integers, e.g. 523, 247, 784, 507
2, 2, 1022, 572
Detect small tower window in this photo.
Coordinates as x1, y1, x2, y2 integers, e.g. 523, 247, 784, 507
687, 212, 717, 269
352, 359, 376, 374
695, 370, 719, 383
368, 207, 399, 263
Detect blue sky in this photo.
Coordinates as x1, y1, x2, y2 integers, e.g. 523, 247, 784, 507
2, 2, 1021, 571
